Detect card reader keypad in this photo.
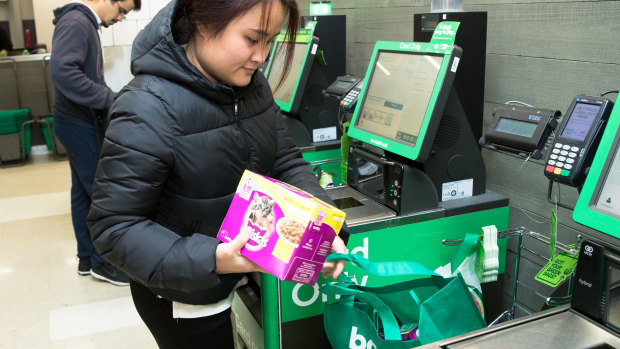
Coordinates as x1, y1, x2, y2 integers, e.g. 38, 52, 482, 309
340, 89, 360, 108
545, 142, 580, 177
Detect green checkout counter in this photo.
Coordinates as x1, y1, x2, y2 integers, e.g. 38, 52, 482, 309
232, 23, 511, 349
232, 194, 508, 349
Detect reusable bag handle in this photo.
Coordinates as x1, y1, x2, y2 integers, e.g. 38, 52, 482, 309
321, 282, 403, 340
323, 252, 439, 337
326, 232, 479, 277
326, 253, 440, 278
450, 232, 479, 273
321, 233, 479, 341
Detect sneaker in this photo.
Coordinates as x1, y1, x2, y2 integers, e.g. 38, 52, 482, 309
78, 259, 91, 276
91, 263, 130, 286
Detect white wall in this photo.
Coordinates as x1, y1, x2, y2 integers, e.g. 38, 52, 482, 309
32, 0, 65, 53
100, 0, 171, 90
33, 0, 170, 52
100, 0, 170, 47
33, 0, 171, 91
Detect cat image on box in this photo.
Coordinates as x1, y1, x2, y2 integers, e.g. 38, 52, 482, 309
246, 194, 276, 234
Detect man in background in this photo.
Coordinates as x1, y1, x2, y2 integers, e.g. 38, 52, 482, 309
50, 0, 141, 286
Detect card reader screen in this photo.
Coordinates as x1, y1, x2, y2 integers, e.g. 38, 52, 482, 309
495, 118, 538, 138
332, 81, 352, 90
560, 102, 600, 142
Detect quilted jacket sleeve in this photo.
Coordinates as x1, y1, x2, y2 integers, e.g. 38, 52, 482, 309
87, 90, 224, 293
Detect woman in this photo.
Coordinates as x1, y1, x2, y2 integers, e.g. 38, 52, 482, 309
87, 0, 348, 347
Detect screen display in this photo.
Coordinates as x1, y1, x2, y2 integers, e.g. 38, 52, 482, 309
332, 81, 352, 90
355, 51, 443, 146
594, 138, 620, 220
267, 42, 308, 104
495, 118, 538, 138
560, 102, 601, 142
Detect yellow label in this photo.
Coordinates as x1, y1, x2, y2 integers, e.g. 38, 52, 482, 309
273, 237, 295, 263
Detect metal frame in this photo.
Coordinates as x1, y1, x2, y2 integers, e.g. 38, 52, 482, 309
443, 226, 581, 326
1, 54, 64, 166
0, 57, 21, 108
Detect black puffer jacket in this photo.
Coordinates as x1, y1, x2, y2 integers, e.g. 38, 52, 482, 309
87, 0, 344, 305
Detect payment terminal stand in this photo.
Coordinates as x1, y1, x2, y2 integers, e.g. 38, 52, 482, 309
233, 23, 509, 349
415, 11, 487, 143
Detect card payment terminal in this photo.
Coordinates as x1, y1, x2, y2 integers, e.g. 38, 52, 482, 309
544, 95, 614, 186
339, 80, 363, 112
324, 75, 364, 113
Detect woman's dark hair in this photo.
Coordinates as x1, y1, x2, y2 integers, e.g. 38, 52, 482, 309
173, 0, 299, 88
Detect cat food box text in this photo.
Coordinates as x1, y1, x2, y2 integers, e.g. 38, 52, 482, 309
217, 170, 346, 285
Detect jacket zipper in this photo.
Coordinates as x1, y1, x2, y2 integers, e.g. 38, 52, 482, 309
232, 90, 239, 120
231, 91, 251, 166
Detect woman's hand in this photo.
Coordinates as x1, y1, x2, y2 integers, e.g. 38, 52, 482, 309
215, 226, 266, 274
321, 235, 347, 280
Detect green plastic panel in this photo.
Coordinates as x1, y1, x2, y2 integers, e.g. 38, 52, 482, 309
573, 101, 620, 238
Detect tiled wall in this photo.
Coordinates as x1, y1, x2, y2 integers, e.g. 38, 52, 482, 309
100, 0, 170, 47
101, 0, 170, 91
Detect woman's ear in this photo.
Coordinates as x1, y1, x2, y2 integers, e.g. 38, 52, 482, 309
195, 23, 211, 41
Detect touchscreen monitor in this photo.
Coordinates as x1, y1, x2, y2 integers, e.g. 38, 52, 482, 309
264, 27, 317, 114
347, 40, 461, 162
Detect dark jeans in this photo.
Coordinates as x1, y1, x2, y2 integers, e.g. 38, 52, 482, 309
53, 118, 107, 268
130, 280, 235, 349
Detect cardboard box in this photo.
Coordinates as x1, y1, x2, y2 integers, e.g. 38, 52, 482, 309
217, 170, 346, 285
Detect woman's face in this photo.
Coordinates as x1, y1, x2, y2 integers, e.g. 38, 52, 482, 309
186, 2, 286, 87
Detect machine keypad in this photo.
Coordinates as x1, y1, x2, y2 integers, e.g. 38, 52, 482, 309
545, 142, 582, 177
340, 89, 360, 107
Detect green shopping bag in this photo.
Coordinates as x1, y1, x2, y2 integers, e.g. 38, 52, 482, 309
320, 235, 485, 349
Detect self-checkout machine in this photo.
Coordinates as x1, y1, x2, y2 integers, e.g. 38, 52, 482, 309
413, 97, 620, 349
232, 22, 510, 349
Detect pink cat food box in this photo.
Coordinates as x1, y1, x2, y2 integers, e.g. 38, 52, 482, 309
217, 170, 346, 285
